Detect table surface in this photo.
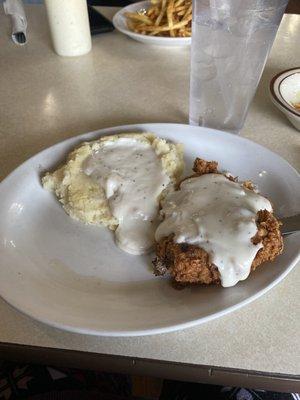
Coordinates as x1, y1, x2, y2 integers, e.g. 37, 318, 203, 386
0, 5, 299, 387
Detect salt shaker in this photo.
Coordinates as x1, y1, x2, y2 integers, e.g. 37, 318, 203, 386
45, 0, 92, 57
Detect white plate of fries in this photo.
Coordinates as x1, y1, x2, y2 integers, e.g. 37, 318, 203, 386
113, 0, 192, 46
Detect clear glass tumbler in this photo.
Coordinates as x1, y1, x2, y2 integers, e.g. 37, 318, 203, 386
189, 0, 289, 133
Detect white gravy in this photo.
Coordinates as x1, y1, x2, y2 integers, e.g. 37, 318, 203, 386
83, 138, 170, 255
155, 174, 273, 287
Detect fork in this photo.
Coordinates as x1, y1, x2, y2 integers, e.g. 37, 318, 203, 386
281, 214, 300, 235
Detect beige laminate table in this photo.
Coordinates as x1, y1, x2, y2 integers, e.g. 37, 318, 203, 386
0, 5, 299, 393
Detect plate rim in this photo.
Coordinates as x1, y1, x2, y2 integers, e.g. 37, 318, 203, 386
1, 123, 299, 188
0, 247, 299, 337
0, 123, 299, 337
0, 241, 299, 337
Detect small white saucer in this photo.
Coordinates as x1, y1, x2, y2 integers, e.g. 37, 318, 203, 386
270, 68, 300, 131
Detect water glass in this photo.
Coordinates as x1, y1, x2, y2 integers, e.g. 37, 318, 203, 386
189, 0, 289, 133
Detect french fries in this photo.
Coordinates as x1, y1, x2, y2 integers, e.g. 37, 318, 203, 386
124, 0, 192, 37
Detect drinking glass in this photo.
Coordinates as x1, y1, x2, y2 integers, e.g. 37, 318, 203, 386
189, 0, 289, 133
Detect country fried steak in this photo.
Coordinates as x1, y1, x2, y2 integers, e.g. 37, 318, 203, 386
153, 158, 283, 286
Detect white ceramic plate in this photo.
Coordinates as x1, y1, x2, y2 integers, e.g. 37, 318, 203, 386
112, 1, 191, 47
0, 123, 299, 336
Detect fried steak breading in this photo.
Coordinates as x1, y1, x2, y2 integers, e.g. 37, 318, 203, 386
153, 158, 283, 285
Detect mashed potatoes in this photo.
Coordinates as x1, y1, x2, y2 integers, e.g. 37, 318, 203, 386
42, 133, 184, 252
